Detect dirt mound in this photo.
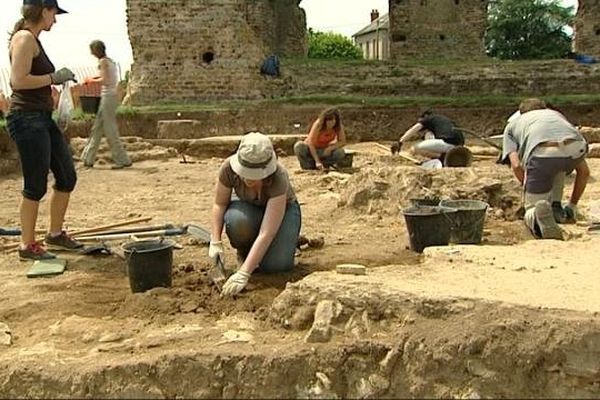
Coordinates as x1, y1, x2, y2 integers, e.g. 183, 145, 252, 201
338, 164, 522, 220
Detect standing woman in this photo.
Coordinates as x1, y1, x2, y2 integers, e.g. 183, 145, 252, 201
6, 0, 82, 260
80, 40, 131, 169
294, 107, 347, 170
209, 132, 302, 296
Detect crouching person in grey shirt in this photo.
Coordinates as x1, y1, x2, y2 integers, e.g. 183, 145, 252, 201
502, 98, 590, 240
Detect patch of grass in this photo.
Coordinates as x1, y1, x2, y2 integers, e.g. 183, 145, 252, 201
94, 94, 600, 116
126, 101, 254, 114
266, 94, 600, 109
70, 108, 96, 121
116, 105, 139, 117
282, 57, 383, 68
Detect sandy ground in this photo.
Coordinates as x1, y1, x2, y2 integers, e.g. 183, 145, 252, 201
0, 140, 599, 397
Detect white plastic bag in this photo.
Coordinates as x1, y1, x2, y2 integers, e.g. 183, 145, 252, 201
56, 82, 74, 133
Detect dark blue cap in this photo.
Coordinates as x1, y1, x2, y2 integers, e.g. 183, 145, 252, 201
23, 0, 68, 14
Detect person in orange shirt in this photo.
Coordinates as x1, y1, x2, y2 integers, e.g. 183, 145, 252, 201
293, 107, 347, 170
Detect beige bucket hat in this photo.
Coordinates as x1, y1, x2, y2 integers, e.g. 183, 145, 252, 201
230, 132, 278, 180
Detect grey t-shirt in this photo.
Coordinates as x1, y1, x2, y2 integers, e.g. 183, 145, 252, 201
218, 157, 297, 206
502, 109, 583, 165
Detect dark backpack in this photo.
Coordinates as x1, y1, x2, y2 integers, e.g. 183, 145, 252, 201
261, 55, 280, 77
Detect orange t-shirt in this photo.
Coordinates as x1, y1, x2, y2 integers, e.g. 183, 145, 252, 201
312, 129, 337, 149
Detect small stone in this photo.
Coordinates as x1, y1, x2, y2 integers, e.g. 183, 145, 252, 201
308, 236, 325, 249
336, 264, 367, 275
304, 300, 342, 343
98, 333, 123, 343
180, 300, 199, 313
0, 323, 12, 346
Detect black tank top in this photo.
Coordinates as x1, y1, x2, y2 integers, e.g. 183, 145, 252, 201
10, 34, 55, 113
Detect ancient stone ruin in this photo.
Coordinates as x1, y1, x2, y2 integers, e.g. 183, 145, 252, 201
124, 0, 599, 104
388, 0, 489, 60
125, 0, 306, 105
574, 0, 600, 57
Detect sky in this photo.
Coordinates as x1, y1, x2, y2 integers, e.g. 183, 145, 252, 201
0, 0, 580, 74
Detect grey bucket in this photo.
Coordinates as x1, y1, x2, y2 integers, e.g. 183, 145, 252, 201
402, 205, 458, 253
439, 199, 488, 244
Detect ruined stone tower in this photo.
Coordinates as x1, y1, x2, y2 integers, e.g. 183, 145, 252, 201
389, 0, 489, 60
126, 0, 306, 105
574, 0, 600, 57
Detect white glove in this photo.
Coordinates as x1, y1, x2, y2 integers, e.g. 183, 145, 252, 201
221, 271, 251, 297
208, 241, 224, 262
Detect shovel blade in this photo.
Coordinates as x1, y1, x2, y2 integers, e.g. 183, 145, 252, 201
186, 224, 211, 244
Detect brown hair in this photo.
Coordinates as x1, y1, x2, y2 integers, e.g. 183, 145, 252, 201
9, 5, 47, 41
519, 98, 547, 114
90, 40, 106, 58
317, 107, 342, 132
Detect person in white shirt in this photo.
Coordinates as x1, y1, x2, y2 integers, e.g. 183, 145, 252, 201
80, 40, 131, 169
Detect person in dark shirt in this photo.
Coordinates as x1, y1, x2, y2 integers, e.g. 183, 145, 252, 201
6, 0, 81, 261
392, 110, 464, 160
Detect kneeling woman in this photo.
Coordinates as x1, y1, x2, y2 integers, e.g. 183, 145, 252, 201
209, 132, 302, 296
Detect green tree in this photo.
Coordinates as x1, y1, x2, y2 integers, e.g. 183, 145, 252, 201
308, 29, 363, 60
485, 0, 575, 60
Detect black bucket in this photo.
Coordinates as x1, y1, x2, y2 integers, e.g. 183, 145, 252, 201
439, 199, 488, 244
122, 239, 175, 293
402, 206, 457, 253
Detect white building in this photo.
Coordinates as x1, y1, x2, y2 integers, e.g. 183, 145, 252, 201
352, 9, 389, 61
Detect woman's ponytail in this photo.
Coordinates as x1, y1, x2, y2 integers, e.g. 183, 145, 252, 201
9, 18, 26, 41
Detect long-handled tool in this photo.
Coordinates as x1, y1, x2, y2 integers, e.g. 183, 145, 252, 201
75, 227, 185, 242
458, 128, 503, 150
374, 143, 421, 164
186, 223, 211, 244
0, 228, 46, 236
80, 223, 175, 237
2, 217, 154, 253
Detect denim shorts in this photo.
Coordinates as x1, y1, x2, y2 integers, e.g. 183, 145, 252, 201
6, 110, 77, 201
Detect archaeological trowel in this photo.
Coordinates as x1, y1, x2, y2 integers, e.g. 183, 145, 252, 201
209, 254, 228, 292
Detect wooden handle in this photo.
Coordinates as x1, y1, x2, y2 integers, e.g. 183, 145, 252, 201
2, 217, 152, 253
374, 142, 421, 164
70, 217, 152, 236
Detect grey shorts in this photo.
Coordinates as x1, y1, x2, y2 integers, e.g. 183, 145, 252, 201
525, 155, 585, 194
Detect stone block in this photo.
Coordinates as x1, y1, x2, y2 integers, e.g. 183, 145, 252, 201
579, 127, 600, 144
157, 120, 209, 140
304, 300, 342, 343
336, 264, 367, 275
588, 143, 600, 158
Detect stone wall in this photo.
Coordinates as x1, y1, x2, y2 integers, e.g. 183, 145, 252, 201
125, 0, 306, 105
389, 0, 488, 60
247, 0, 307, 57
574, 0, 600, 57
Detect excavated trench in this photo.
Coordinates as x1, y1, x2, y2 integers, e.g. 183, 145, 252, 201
1, 115, 600, 397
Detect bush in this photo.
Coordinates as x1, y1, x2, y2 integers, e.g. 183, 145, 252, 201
308, 29, 363, 60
